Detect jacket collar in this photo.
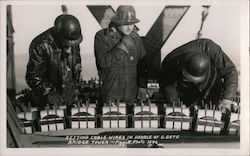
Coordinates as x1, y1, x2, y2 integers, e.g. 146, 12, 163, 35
50, 27, 64, 49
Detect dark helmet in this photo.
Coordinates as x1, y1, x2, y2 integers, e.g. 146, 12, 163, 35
182, 53, 210, 84
54, 14, 83, 47
111, 5, 139, 25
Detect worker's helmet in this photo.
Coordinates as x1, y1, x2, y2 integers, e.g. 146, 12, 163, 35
54, 14, 83, 47
111, 5, 140, 25
182, 53, 210, 84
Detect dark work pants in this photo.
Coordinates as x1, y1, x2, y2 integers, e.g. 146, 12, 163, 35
157, 103, 166, 128
95, 104, 103, 128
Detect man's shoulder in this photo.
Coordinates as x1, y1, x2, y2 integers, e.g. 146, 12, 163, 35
95, 28, 109, 37
186, 38, 217, 47
170, 38, 218, 55
30, 28, 55, 48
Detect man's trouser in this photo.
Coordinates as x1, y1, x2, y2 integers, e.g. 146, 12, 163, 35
126, 104, 134, 128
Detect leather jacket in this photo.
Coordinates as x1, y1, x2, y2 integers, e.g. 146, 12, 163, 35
26, 28, 81, 98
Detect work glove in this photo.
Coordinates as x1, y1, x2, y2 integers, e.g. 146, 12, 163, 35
74, 63, 82, 73
137, 87, 148, 102
218, 99, 233, 114
39, 82, 51, 96
230, 101, 239, 112
117, 35, 134, 54
47, 90, 64, 106
74, 63, 82, 81
43, 87, 51, 96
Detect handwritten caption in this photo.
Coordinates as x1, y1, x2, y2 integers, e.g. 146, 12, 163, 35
65, 134, 180, 147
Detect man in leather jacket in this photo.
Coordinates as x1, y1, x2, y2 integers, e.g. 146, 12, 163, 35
26, 14, 83, 110
160, 39, 238, 114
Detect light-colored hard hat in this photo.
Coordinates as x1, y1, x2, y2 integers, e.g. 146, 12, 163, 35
111, 5, 139, 25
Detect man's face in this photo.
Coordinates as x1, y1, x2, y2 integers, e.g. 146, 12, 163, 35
117, 24, 135, 35
182, 71, 206, 85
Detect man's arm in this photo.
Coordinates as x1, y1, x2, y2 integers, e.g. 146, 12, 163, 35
73, 45, 82, 82
25, 42, 51, 96
137, 36, 148, 88
159, 48, 184, 104
201, 39, 238, 113
94, 31, 130, 71
136, 35, 148, 101
160, 61, 179, 104
206, 39, 238, 100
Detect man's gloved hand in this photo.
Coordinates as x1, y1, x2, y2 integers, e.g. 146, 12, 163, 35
231, 101, 239, 112
43, 87, 51, 96
74, 63, 82, 72
47, 90, 64, 106
74, 63, 82, 81
117, 35, 134, 54
137, 87, 148, 102
218, 99, 233, 114
40, 82, 52, 96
